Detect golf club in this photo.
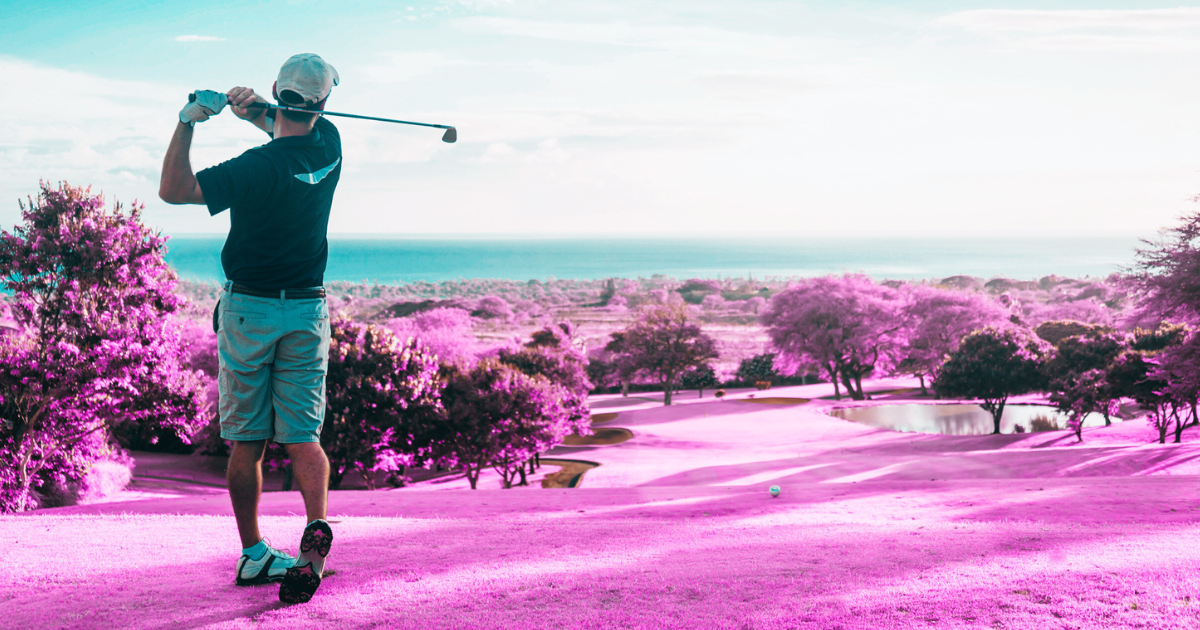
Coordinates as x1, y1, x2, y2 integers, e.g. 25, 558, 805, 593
188, 92, 457, 143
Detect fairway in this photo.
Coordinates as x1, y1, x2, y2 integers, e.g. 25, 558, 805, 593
9, 381, 1200, 629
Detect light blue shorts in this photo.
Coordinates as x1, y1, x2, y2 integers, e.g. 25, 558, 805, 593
216, 285, 331, 444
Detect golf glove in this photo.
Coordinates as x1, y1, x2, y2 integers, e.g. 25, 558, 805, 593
180, 90, 228, 126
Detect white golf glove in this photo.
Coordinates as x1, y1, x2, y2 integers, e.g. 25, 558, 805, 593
179, 90, 228, 126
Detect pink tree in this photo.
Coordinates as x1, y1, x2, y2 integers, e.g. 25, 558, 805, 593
896, 285, 1011, 394
1127, 209, 1200, 325
1146, 332, 1200, 443
1106, 352, 1175, 444
0, 182, 206, 512
613, 303, 718, 405
1044, 332, 1127, 431
761, 274, 905, 400
1050, 369, 1117, 442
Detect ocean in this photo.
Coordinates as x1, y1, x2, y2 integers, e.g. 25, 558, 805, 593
163, 235, 1144, 285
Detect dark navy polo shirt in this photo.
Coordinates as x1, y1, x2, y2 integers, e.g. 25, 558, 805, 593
196, 113, 341, 291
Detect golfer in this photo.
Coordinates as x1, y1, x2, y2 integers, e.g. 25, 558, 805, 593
159, 53, 340, 604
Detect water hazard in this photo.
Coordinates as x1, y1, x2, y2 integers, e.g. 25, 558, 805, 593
828, 404, 1112, 435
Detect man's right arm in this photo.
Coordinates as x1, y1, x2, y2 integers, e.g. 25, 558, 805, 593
227, 86, 274, 137
159, 122, 205, 205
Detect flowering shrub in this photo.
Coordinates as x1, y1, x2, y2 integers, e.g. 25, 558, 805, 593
433, 360, 571, 489
0, 182, 206, 511
385, 307, 480, 366
321, 317, 442, 489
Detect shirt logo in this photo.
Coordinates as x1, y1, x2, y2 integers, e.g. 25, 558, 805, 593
294, 157, 341, 185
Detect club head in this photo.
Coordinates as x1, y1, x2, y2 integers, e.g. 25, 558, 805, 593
442, 127, 457, 143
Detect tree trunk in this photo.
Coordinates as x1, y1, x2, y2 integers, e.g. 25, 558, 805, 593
16, 447, 32, 512
841, 371, 862, 401
828, 363, 840, 400
918, 374, 927, 395
662, 380, 673, 406
621, 382, 628, 397
466, 467, 479, 489
518, 464, 527, 487
854, 373, 866, 400
1173, 406, 1187, 444
983, 399, 1005, 434
362, 468, 376, 491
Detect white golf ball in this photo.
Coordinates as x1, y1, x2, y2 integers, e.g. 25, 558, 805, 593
769, 485, 781, 497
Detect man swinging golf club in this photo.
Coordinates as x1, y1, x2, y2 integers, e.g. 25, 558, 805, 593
159, 53, 339, 604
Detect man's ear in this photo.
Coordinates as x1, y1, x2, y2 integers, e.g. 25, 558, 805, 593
271, 81, 278, 101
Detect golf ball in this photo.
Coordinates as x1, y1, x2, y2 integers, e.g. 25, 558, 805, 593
769, 485, 781, 497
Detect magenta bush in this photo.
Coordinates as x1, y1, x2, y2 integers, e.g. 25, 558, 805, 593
433, 360, 572, 489
320, 317, 442, 489
0, 182, 207, 512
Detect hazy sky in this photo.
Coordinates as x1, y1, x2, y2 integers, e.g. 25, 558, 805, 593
3, 1, 1200, 237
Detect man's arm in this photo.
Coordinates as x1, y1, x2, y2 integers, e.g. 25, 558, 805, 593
227, 86, 274, 137
159, 121, 205, 205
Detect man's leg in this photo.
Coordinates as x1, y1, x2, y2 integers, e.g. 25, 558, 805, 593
227, 439, 268, 549
283, 442, 329, 524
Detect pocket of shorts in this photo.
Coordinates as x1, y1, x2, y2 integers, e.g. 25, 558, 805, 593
223, 311, 267, 320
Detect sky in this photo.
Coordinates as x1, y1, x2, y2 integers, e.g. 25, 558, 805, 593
2, 0, 1200, 237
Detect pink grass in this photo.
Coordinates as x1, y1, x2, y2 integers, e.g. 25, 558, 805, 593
8, 379, 1200, 628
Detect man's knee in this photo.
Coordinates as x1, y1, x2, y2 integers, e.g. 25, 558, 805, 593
283, 441, 328, 465
230, 439, 268, 462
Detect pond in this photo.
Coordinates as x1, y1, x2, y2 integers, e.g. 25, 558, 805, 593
827, 404, 1113, 435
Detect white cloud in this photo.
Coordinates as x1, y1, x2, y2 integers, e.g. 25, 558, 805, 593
934, 8, 1200, 52
174, 35, 226, 42
936, 8, 1200, 33
359, 51, 458, 84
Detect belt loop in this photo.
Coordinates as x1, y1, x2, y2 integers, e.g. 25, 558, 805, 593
280, 289, 286, 304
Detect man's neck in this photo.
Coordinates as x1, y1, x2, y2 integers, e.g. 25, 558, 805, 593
274, 115, 316, 139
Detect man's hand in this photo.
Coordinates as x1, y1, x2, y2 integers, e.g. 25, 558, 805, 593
227, 86, 274, 136
179, 90, 228, 126
227, 86, 266, 121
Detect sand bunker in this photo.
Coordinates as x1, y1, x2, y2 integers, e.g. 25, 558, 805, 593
538, 459, 599, 488
562, 427, 633, 446
590, 412, 618, 424
736, 397, 810, 405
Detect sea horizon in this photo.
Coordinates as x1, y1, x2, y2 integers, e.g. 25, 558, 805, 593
163, 235, 1145, 286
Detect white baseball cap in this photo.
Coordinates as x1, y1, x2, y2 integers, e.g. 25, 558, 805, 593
275, 53, 339, 108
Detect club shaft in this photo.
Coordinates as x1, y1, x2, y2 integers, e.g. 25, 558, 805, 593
243, 102, 452, 130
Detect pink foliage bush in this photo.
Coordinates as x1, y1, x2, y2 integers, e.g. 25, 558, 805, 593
472, 295, 514, 321
76, 451, 135, 502
386, 307, 480, 366
0, 182, 206, 512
